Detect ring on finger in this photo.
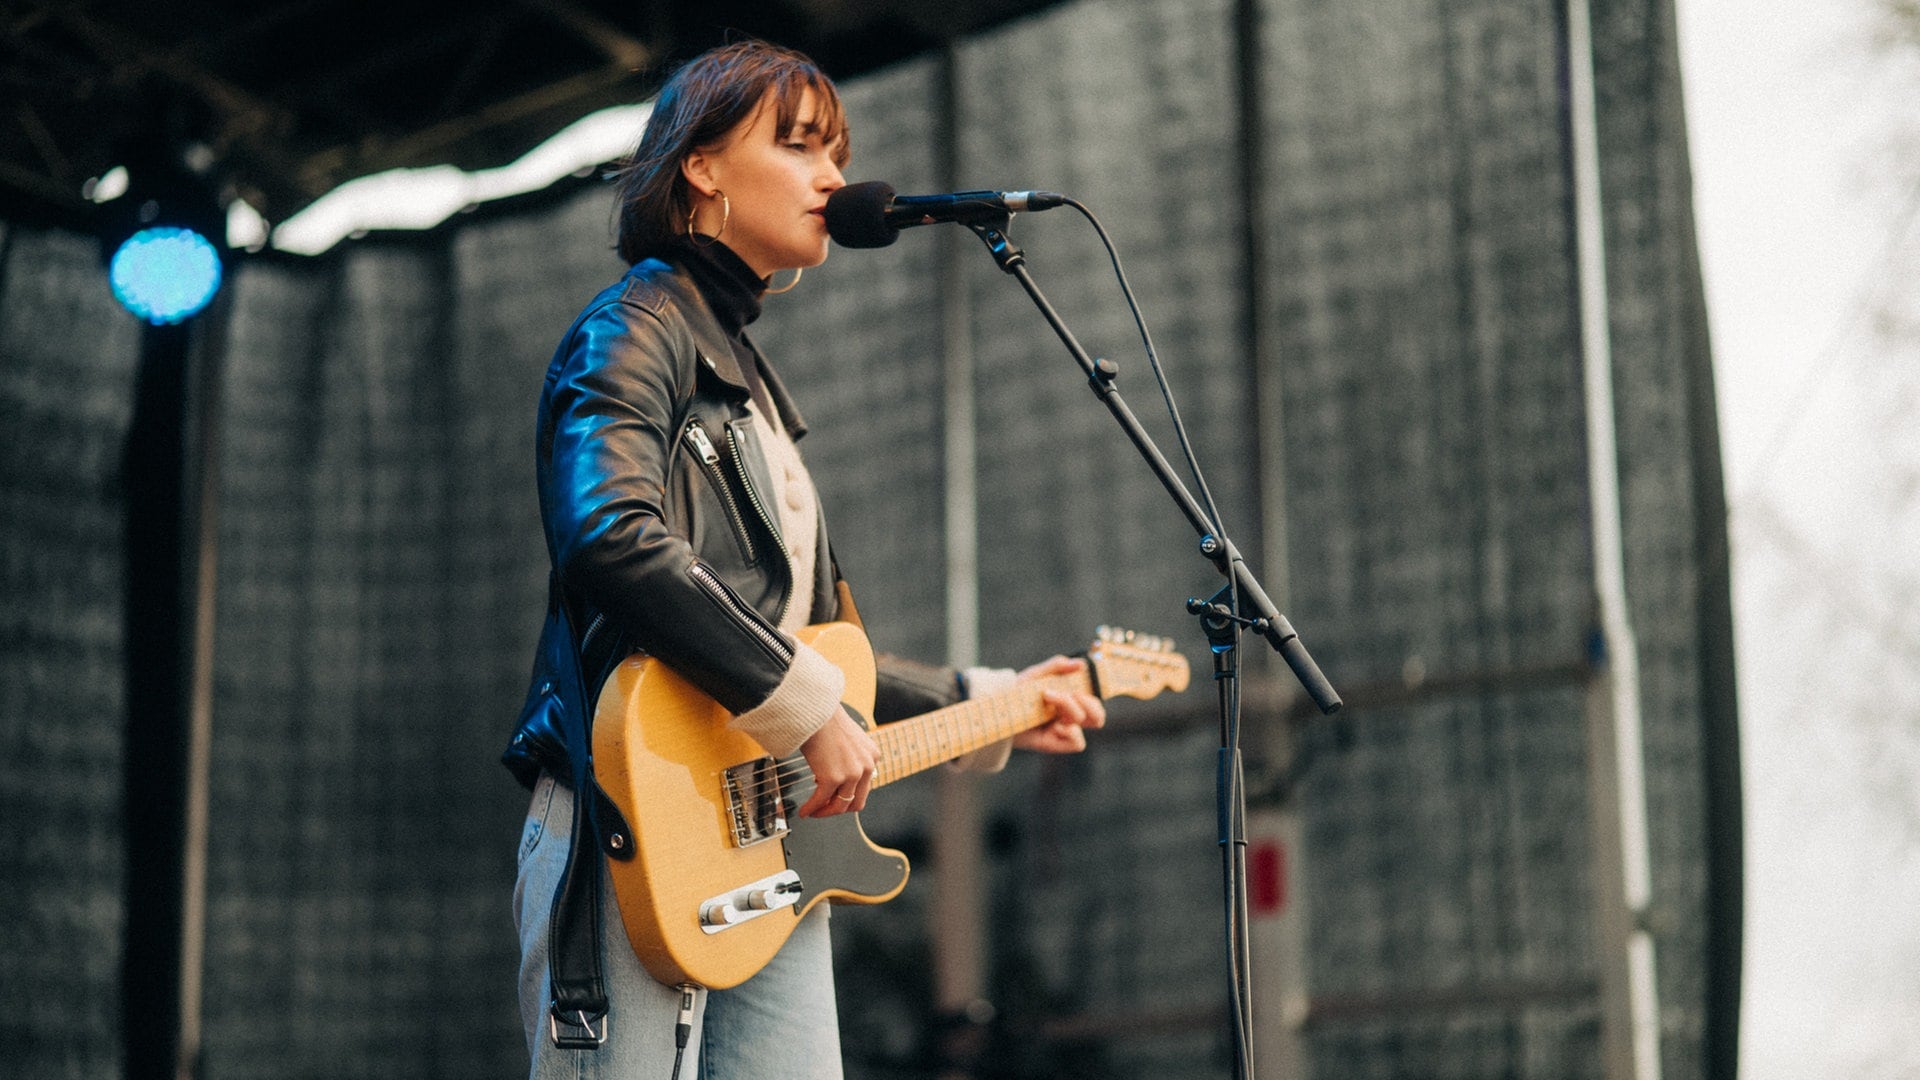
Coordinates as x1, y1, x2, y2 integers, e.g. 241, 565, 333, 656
835, 793, 856, 802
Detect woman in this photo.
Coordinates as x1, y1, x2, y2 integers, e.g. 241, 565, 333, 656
503, 40, 1104, 1078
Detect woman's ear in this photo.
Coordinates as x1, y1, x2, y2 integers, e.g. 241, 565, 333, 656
681, 151, 717, 200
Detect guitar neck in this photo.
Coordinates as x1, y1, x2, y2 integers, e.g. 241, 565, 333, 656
870, 671, 1091, 788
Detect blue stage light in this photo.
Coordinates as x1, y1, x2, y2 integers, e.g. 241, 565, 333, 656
109, 226, 224, 324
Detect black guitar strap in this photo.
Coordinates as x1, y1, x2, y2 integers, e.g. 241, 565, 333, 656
542, 573, 610, 1049
540, 302, 742, 1047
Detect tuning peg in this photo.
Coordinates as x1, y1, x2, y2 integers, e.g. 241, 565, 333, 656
1091, 626, 1180, 653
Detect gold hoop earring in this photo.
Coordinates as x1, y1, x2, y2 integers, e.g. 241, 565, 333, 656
764, 267, 803, 295
688, 190, 729, 247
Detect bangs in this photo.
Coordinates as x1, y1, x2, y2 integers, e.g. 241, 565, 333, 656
769, 69, 851, 167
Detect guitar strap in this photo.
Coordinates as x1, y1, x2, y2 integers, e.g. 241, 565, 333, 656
541, 312, 712, 1049
542, 572, 611, 1049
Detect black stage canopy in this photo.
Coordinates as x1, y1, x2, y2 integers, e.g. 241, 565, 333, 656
0, 0, 1065, 230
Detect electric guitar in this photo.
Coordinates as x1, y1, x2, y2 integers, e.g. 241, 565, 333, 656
591, 622, 1190, 989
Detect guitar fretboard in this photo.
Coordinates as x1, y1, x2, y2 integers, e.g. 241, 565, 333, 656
870, 671, 1092, 787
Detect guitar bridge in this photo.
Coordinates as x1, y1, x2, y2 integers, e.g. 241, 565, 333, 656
722, 757, 791, 848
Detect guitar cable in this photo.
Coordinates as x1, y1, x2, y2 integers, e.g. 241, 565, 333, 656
668, 982, 698, 1080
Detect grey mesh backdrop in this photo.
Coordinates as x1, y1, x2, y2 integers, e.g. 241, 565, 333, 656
1258, 0, 1727, 1075
0, 0, 1732, 1077
0, 224, 143, 1079
957, 0, 1262, 660
1256, 0, 1612, 1076
195, 190, 623, 1077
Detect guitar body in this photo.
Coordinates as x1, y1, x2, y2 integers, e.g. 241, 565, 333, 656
592, 621, 908, 990
592, 618, 1187, 989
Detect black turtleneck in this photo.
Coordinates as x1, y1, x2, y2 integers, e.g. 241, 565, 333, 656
667, 235, 783, 426
669, 235, 764, 334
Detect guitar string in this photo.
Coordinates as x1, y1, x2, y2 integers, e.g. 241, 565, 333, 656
719, 674, 1092, 804
618, 649, 1174, 803
716, 656, 1178, 806
721, 714, 1016, 803
669, 650, 1179, 805
711, 658, 1182, 808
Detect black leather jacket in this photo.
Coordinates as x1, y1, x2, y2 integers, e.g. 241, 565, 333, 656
502, 255, 961, 788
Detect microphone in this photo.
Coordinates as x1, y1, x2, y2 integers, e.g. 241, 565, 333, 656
824, 180, 1067, 248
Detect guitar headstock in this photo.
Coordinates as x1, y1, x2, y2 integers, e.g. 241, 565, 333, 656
1086, 626, 1190, 701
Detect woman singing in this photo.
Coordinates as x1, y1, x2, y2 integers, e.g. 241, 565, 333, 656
503, 40, 1104, 1078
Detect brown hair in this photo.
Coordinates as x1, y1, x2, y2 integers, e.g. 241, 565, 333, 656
612, 40, 850, 265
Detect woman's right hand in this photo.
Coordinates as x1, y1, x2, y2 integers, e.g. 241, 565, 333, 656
796, 706, 878, 818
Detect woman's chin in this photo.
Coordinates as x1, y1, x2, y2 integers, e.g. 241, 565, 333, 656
762, 246, 830, 277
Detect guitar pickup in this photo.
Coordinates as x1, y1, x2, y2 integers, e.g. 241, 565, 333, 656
699, 869, 803, 933
722, 756, 791, 848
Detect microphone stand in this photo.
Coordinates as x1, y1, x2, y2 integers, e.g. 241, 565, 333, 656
963, 216, 1341, 1080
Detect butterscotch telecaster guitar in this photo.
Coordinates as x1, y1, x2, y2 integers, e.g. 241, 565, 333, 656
591, 622, 1189, 989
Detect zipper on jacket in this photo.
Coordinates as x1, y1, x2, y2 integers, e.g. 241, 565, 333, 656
579, 612, 607, 656
684, 420, 759, 564
724, 420, 794, 628
688, 561, 794, 667
577, 611, 614, 681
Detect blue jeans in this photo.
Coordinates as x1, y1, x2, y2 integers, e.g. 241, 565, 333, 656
515, 774, 845, 1079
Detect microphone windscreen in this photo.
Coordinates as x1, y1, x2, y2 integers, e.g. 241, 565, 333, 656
824, 181, 900, 249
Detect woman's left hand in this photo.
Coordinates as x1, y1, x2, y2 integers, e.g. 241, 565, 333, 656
1010, 655, 1106, 754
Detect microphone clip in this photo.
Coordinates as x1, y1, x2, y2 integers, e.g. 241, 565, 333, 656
964, 217, 1025, 273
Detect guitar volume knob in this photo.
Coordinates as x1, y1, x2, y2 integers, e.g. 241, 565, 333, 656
701, 902, 744, 927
